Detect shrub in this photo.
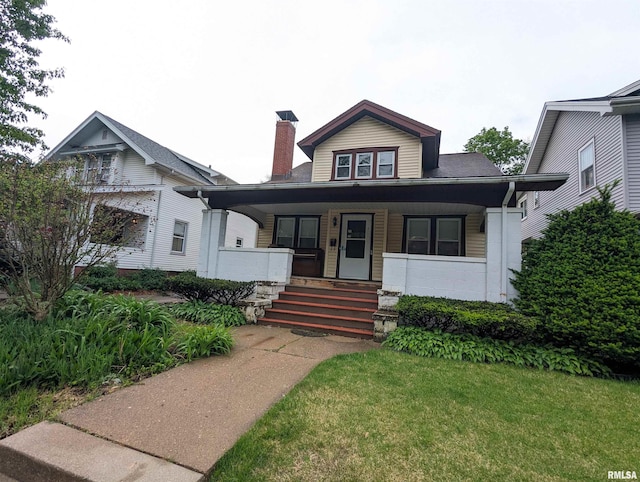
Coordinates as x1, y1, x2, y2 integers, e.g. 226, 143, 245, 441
383, 327, 610, 377
80, 264, 142, 292
0, 290, 235, 395
169, 301, 245, 327
397, 295, 538, 343
165, 271, 255, 305
174, 324, 234, 361
512, 184, 640, 371
133, 268, 168, 291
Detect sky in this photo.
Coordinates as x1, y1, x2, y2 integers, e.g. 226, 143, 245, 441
32, 0, 639, 184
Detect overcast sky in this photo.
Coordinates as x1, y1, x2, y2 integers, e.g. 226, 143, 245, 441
33, 0, 638, 183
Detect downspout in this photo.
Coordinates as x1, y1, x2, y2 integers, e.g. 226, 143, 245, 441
197, 190, 211, 210
197, 190, 212, 277
501, 181, 515, 302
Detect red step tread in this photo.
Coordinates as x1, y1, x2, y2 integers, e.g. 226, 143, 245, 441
258, 318, 373, 336
264, 308, 374, 324
282, 291, 378, 305
273, 299, 377, 313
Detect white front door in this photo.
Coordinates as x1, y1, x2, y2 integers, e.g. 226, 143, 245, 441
338, 214, 372, 280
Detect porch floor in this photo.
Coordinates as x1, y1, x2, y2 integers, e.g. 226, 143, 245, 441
258, 278, 381, 339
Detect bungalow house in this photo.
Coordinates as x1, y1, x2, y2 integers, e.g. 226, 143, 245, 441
175, 101, 567, 338
47, 111, 257, 273
521, 79, 640, 241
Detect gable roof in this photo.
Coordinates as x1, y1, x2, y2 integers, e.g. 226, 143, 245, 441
47, 111, 231, 185
525, 79, 640, 174
297, 100, 442, 170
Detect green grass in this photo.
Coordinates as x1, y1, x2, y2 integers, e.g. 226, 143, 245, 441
211, 349, 640, 481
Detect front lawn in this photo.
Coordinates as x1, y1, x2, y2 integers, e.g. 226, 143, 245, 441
211, 349, 640, 481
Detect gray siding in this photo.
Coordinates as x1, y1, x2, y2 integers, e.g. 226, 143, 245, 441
625, 114, 640, 211
521, 111, 623, 239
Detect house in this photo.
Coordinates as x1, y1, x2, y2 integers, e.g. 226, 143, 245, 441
521, 79, 640, 241
47, 111, 257, 273
175, 101, 567, 337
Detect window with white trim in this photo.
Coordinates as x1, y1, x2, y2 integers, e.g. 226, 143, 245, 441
335, 154, 352, 179
172, 221, 188, 254
436, 218, 462, 256
355, 152, 373, 178
86, 153, 112, 184
403, 216, 465, 256
377, 151, 395, 178
519, 197, 528, 219
406, 218, 430, 254
236, 237, 243, 247
578, 139, 595, 192
332, 148, 398, 180
533, 191, 540, 209
274, 216, 320, 248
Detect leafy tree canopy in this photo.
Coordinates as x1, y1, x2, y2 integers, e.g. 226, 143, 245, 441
512, 183, 640, 372
464, 126, 529, 175
0, 0, 67, 162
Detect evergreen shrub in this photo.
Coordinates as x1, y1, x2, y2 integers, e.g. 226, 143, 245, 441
512, 184, 640, 371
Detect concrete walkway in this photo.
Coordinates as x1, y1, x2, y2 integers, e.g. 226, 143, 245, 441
0, 325, 378, 481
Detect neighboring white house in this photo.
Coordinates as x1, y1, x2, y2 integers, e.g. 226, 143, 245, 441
47, 111, 257, 272
520, 79, 640, 241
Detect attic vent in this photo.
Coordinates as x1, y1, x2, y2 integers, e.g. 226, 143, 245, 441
102, 129, 108, 140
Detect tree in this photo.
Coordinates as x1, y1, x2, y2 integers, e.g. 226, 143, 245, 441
1, 0, 68, 162
464, 126, 529, 175
0, 158, 151, 320
512, 184, 640, 372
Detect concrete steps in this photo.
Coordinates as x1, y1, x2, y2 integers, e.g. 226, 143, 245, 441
259, 281, 380, 338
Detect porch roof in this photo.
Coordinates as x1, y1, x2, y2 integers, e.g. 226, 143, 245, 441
175, 173, 568, 227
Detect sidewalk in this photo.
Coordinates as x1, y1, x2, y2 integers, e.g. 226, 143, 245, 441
0, 325, 378, 480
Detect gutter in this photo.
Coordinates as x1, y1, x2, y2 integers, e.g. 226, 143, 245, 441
501, 181, 515, 302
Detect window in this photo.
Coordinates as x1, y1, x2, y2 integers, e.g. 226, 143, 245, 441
436, 218, 462, 256
377, 151, 395, 178
274, 216, 320, 248
335, 154, 352, 179
86, 154, 112, 183
406, 218, 430, 254
332, 147, 398, 180
533, 191, 540, 209
236, 237, 243, 248
172, 221, 188, 253
519, 197, 528, 219
403, 216, 465, 256
579, 139, 595, 192
355, 153, 373, 178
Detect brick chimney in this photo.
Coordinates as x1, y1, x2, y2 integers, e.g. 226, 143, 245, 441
271, 110, 298, 181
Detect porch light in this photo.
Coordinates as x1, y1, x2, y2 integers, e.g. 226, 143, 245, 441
332, 216, 338, 227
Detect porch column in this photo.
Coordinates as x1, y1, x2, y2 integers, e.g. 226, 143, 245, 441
485, 208, 522, 303
197, 209, 228, 279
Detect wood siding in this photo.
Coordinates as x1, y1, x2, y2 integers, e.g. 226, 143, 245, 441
465, 212, 486, 257
121, 150, 158, 185
625, 114, 640, 211
521, 111, 624, 240
311, 116, 422, 182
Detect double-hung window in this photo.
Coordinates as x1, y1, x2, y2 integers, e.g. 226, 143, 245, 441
404, 216, 464, 256
172, 221, 188, 254
519, 197, 528, 219
86, 154, 112, 183
335, 154, 352, 179
274, 216, 319, 248
579, 139, 596, 193
332, 148, 398, 180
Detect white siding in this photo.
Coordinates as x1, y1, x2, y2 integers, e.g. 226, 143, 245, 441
311, 116, 422, 181
625, 115, 640, 212
225, 212, 258, 248
521, 111, 624, 239
121, 150, 158, 185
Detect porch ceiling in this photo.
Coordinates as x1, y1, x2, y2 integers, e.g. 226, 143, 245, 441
175, 174, 568, 227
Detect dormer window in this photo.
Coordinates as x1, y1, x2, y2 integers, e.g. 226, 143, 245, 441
332, 147, 398, 180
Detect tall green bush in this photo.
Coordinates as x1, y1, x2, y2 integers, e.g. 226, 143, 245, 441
512, 185, 640, 371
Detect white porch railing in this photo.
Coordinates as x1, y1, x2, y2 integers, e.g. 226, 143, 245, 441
382, 253, 490, 301
214, 247, 293, 282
